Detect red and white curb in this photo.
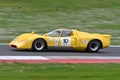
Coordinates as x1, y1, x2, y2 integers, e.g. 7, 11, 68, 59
1, 56, 120, 63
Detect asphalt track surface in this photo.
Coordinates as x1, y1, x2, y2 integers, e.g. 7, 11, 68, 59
0, 45, 120, 63
0, 45, 119, 56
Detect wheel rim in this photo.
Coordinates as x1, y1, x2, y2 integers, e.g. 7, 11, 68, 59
35, 41, 44, 50
90, 42, 99, 51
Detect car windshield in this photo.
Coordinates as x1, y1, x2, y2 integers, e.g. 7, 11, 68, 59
47, 30, 60, 37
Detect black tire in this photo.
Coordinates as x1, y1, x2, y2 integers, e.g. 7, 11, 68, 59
86, 40, 101, 52
32, 39, 47, 51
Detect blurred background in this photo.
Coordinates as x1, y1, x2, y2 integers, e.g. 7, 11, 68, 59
0, 0, 119, 45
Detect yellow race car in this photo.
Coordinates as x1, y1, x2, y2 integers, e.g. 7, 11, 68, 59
9, 29, 111, 52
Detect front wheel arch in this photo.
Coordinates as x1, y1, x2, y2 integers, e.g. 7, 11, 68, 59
32, 38, 47, 51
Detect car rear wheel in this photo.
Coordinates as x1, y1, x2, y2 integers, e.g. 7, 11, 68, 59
32, 39, 47, 51
86, 40, 101, 52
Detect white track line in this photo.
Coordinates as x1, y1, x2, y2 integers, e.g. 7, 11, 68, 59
110, 45, 120, 47
0, 56, 120, 60
45, 56, 120, 60
0, 56, 49, 60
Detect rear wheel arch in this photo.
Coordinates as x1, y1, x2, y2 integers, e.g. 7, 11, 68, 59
86, 39, 102, 52
89, 39, 102, 48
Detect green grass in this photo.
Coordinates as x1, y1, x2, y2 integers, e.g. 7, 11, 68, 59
0, 63, 120, 80
0, 0, 120, 45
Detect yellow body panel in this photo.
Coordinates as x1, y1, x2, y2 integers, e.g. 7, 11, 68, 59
9, 29, 111, 51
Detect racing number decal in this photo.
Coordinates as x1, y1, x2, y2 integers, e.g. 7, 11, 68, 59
61, 38, 71, 46
63, 39, 69, 43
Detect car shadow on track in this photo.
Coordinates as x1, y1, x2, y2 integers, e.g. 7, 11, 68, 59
10, 47, 106, 54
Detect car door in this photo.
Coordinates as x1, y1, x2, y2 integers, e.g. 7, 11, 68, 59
59, 30, 73, 47
59, 29, 78, 47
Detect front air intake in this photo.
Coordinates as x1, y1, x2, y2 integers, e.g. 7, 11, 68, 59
10, 45, 17, 48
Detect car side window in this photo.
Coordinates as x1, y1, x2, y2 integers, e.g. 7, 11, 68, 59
61, 30, 72, 37
47, 30, 60, 37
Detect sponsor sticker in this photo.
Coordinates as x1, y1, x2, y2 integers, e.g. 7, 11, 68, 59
83, 40, 88, 44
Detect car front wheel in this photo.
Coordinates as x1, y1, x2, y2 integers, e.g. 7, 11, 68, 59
32, 39, 47, 51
